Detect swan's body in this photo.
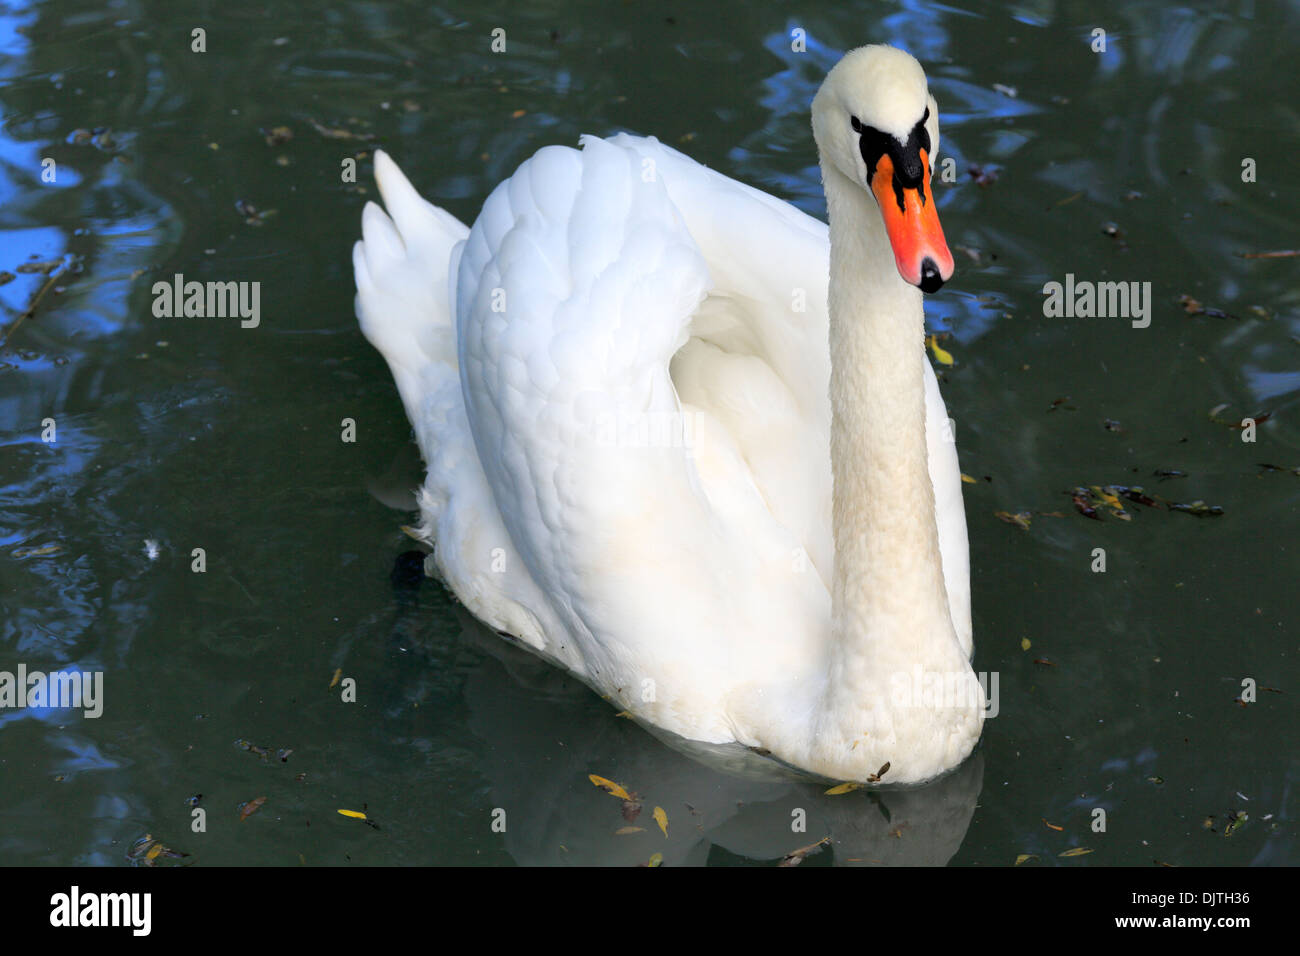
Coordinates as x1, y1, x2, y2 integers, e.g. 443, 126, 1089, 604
354, 45, 984, 784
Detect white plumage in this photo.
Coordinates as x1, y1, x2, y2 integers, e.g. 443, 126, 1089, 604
355, 45, 982, 784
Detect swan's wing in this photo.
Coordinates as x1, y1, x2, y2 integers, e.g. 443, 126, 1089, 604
454, 136, 830, 738
599, 134, 836, 585
924, 362, 973, 657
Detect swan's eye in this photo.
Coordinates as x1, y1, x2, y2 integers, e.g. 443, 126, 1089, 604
853, 108, 931, 190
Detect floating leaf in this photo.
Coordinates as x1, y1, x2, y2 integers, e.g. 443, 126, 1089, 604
1021, 637, 1032, 651
235, 738, 271, 759
653, 806, 668, 837
238, 796, 266, 822
994, 510, 1032, 530
329, 668, 342, 689
338, 809, 368, 820
780, 836, 830, 866
961, 473, 977, 484
1237, 249, 1300, 259
127, 834, 189, 867
12, 543, 61, 558
1169, 500, 1224, 517
614, 826, 644, 836
1115, 485, 1160, 508
1178, 294, 1237, 320
825, 782, 861, 795
1042, 818, 1064, 831
1067, 488, 1102, 520
1058, 847, 1093, 857
1091, 485, 1131, 520
261, 125, 293, 146
588, 774, 632, 801
645, 852, 663, 867
927, 334, 954, 366
306, 117, 375, 142
1014, 854, 1038, 866
15, 259, 64, 275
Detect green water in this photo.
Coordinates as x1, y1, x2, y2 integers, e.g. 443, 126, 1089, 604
0, 0, 1296, 865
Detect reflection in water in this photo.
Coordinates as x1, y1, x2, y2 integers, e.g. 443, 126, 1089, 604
450, 607, 984, 866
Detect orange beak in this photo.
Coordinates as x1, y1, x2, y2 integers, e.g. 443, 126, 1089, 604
869, 148, 954, 293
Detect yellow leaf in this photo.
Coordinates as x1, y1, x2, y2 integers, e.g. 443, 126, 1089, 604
13, 543, 61, 558
994, 510, 1032, 531
927, 334, 954, 366
1014, 854, 1038, 866
588, 774, 631, 801
145, 842, 164, 861
1093, 486, 1122, 509
1059, 847, 1094, 857
1021, 637, 1032, 651
329, 668, 342, 689
653, 806, 668, 837
614, 826, 644, 835
337, 809, 368, 820
961, 473, 977, 484
824, 782, 861, 795
647, 852, 663, 867
613, 710, 632, 718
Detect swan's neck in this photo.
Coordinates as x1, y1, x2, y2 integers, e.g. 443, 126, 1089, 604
815, 158, 971, 766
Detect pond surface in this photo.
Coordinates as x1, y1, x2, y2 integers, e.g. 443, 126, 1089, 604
0, 0, 1296, 865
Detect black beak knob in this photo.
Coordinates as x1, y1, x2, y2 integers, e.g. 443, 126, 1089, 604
919, 258, 944, 293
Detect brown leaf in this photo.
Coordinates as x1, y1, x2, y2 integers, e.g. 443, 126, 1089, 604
238, 796, 266, 822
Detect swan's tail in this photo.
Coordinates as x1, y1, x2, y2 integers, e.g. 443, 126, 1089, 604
352, 150, 469, 431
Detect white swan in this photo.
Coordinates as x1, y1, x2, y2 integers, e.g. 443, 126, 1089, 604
353, 44, 984, 784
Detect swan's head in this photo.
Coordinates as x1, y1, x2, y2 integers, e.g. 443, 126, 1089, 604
812, 45, 954, 293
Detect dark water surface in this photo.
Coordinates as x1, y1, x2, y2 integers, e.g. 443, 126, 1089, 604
0, 0, 1296, 865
